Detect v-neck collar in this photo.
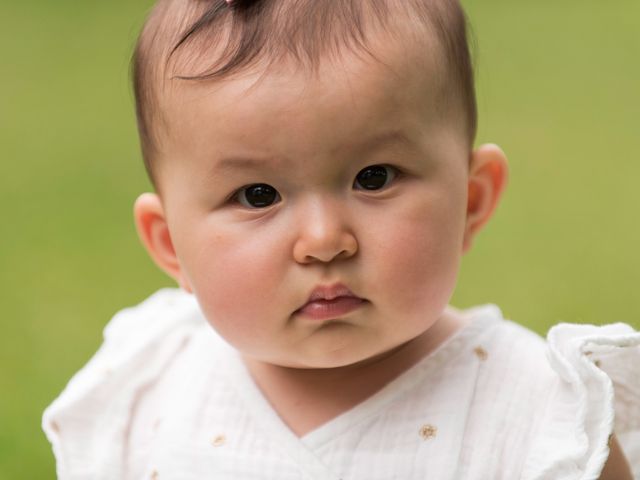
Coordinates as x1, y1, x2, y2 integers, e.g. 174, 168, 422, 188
221, 340, 343, 479
219, 305, 502, 478
299, 306, 501, 448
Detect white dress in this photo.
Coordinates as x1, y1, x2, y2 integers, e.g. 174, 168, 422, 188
42, 288, 640, 480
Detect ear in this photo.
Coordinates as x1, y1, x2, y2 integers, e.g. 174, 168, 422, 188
463, 144, 509, 253
133, 193, 192, 292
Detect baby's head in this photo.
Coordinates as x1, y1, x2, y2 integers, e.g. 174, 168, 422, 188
132, 0, 508, 369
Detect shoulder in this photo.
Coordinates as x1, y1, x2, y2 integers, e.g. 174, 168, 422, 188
104, 287, 202, 342
469, 306, 640, 480
462, 305, 552, 387
51, 288, 207, 396
527, 320, 640, 480
455, 305, 640, 479
42, 288, 217, 479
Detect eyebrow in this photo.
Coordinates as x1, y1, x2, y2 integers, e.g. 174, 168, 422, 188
214, 156, 281, 172
212, 130, 415, 172
351, 130, 414, 155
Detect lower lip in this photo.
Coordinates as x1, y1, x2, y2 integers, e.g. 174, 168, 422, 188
296, 297, 366, 321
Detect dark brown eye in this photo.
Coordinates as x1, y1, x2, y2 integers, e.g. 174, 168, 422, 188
236, 184, 280, 208
353, 165, 397, 191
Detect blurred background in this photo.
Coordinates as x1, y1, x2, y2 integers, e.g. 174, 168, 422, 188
1, 0, 638, 476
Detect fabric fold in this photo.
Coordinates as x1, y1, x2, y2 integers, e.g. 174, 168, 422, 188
42, 289, 201, 480
521, 322, 640, 480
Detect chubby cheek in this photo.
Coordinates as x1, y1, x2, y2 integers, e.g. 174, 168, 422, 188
178, 221, 289, 347
368, 193, 466, 326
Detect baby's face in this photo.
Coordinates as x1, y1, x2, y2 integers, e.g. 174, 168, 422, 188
154, 36, 472, 368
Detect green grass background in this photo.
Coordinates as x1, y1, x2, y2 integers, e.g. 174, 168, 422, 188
1, 1, 638, 477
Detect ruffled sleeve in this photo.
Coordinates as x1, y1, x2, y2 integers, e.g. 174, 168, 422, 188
42, 288, 203, 480
521, 322, 640, 480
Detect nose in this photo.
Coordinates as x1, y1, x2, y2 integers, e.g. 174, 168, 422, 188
292, 197, 358, 264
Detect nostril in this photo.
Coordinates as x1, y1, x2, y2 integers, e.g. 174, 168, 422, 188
335, 247, 355, 260
295, 232, 358, 264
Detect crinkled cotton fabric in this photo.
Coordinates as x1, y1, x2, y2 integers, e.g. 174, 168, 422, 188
43, 289, 640, 479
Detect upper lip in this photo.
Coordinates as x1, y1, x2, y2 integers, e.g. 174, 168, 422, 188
305, 283, 360, 304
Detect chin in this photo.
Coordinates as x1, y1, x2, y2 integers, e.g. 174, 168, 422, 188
301, 345, 396, 370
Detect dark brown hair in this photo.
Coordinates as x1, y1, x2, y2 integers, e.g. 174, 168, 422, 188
132, 0, 477, 187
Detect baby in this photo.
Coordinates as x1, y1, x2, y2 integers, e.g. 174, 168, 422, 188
44, 0, 639, 478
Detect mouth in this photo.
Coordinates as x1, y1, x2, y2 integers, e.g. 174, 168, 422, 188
295, 283, 367, 321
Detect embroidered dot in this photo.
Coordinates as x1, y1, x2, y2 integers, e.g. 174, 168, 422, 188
419, 424, 437, 440
153, 419, 162, 432
594, 360, 601, 368
150, 470, 159, 480
211, 435, 226, 447
50, 421, 60, 433
473, 346, 488, 361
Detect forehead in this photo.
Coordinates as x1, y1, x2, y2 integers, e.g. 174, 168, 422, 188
157, 27, 457, 176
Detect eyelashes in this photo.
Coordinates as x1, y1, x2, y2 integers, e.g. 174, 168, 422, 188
230, 164, 401, 209
224, 0, 259, 10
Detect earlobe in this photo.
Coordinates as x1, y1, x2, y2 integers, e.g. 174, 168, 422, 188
463, 144, 509, 253
133, 193, 192, 292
